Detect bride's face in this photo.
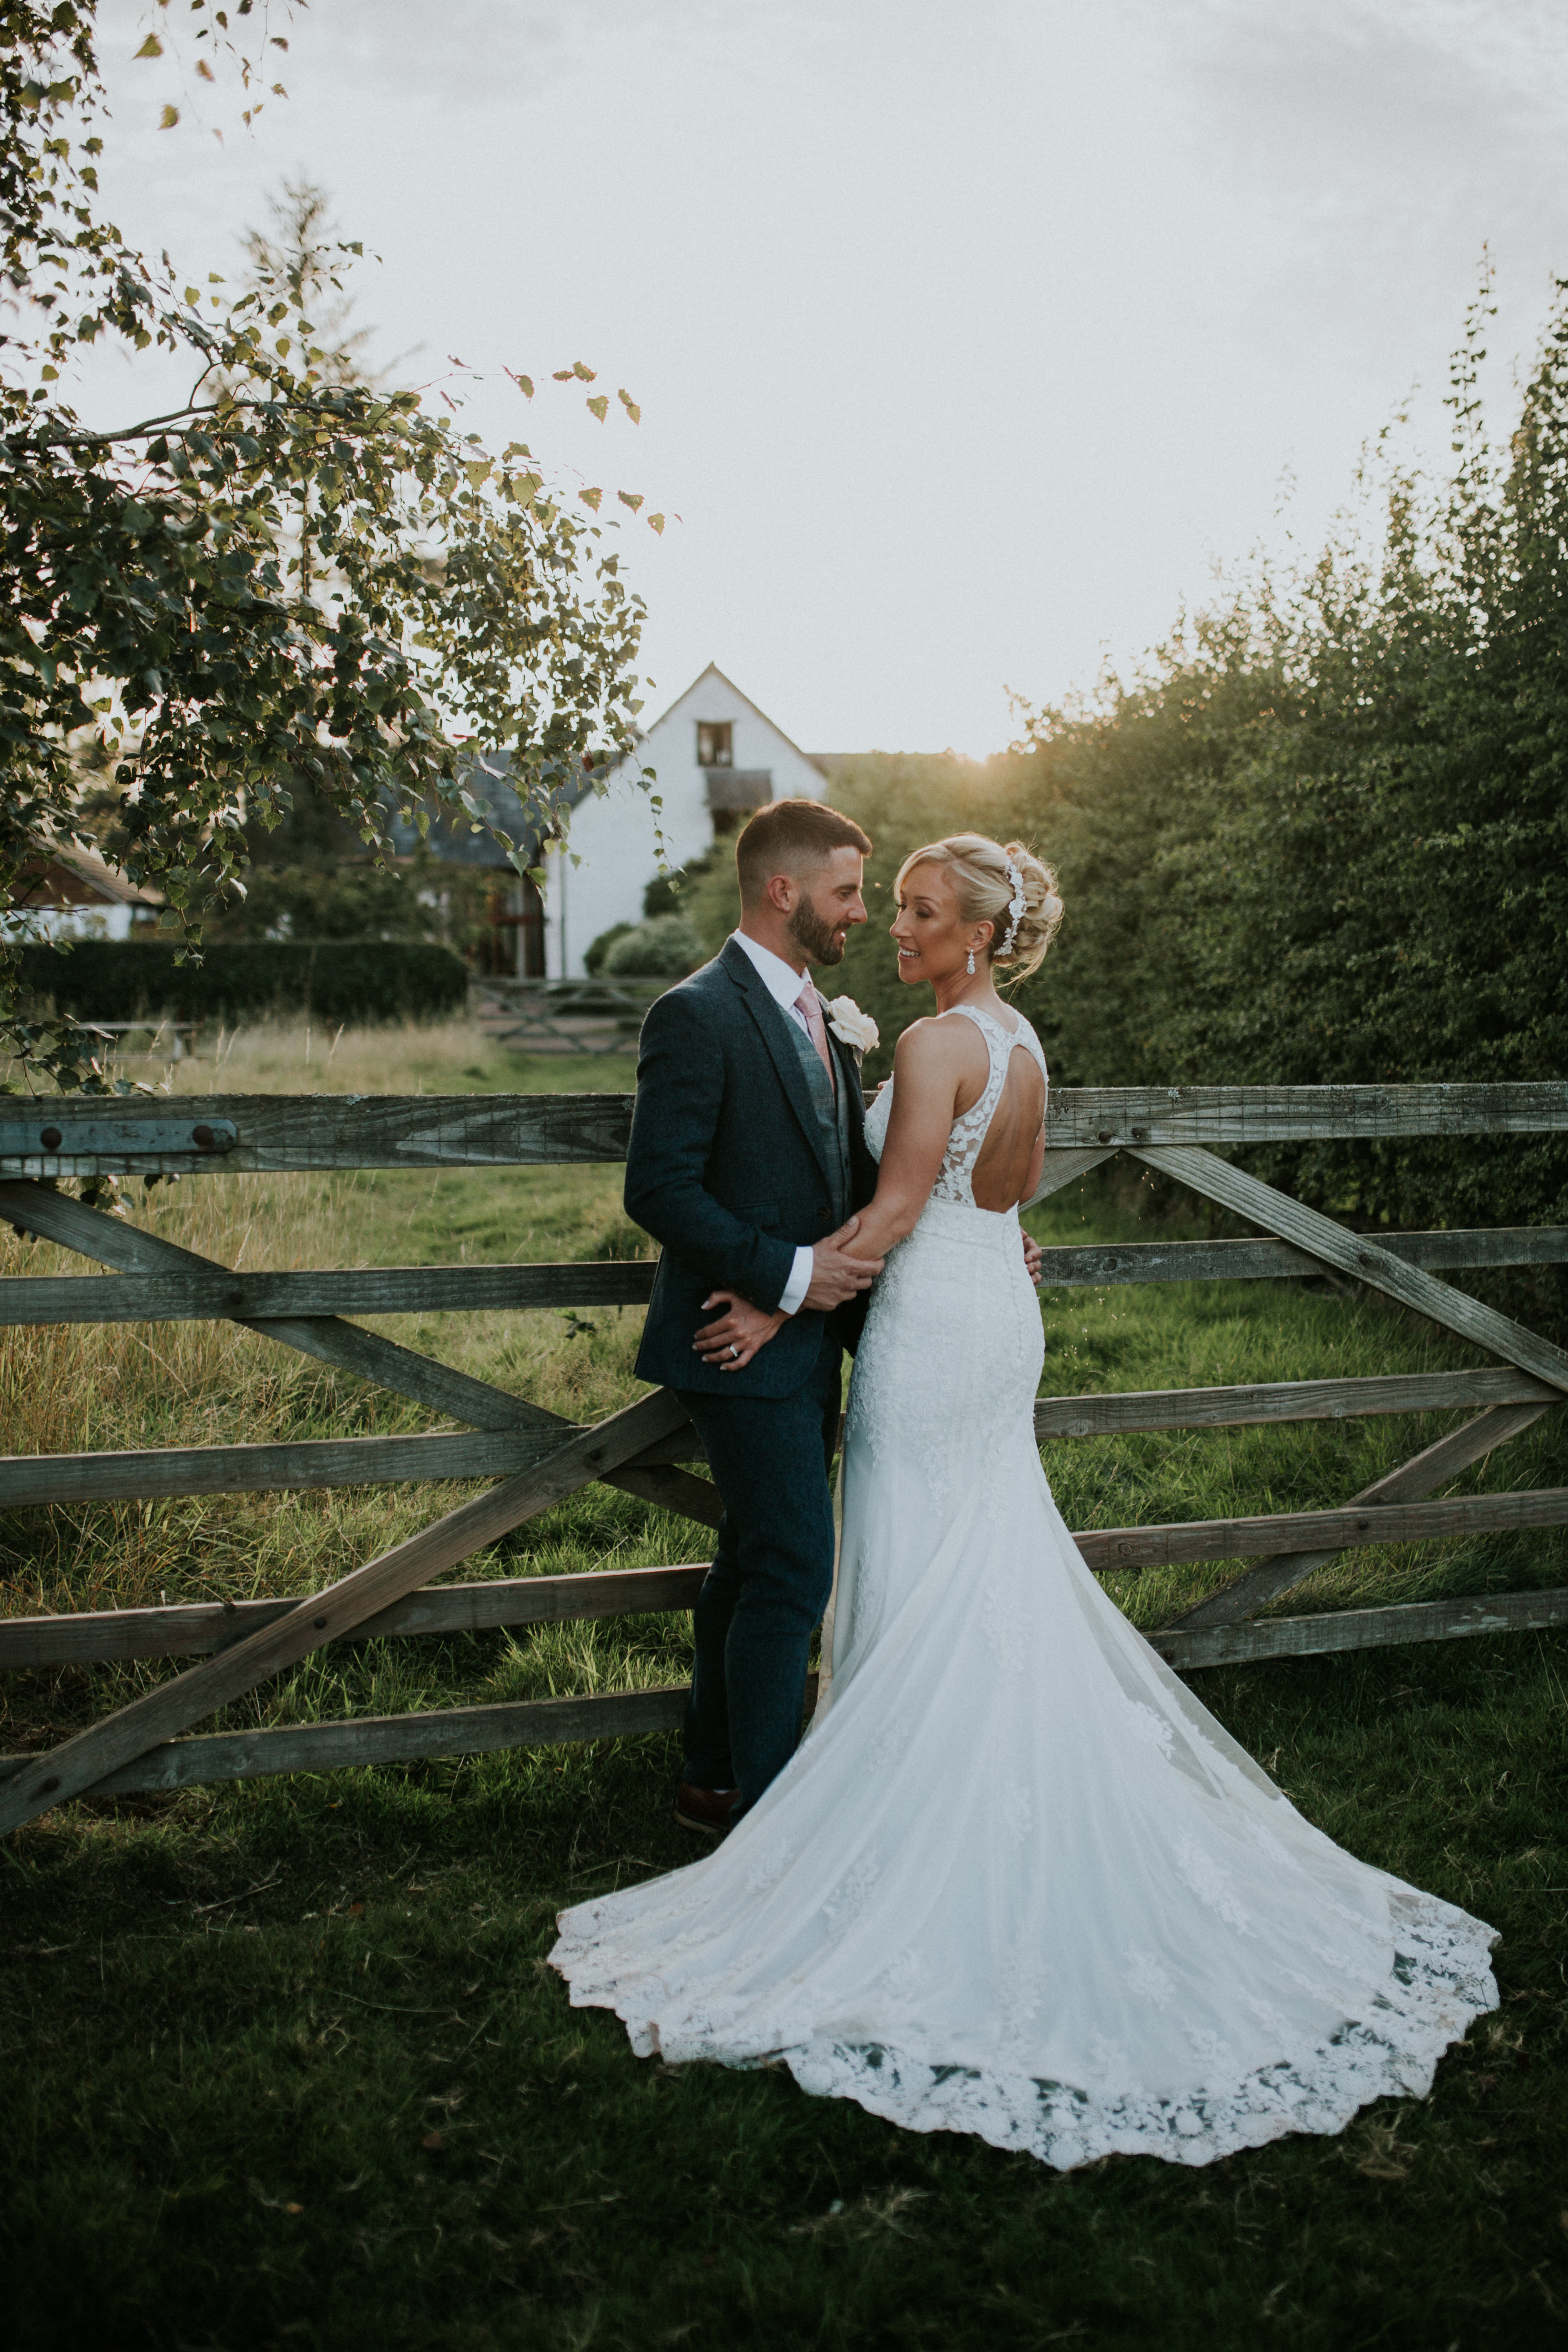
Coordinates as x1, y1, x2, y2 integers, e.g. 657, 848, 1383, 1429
891, 861, 980, 985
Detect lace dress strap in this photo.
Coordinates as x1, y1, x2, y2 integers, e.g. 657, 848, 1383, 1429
1013, 1015, 1049, 1091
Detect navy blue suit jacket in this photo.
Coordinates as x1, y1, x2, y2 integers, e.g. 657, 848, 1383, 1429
625, 938, 878, 1397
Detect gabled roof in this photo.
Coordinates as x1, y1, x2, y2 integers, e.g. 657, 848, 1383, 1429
621, 662, 827, 778
12, 836, 163, 911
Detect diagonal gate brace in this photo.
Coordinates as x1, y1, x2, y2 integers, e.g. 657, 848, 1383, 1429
1129, 1146, 1568, 1394
1129, 1145, 1566, 1633
0, 1385, 693, 1837
1024, 1145, 1119, 1207
0, 1180, 720, 1530
1161, 1399, 1552, 1631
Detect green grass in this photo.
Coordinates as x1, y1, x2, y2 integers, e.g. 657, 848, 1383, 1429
2, 1023, 1566, 2350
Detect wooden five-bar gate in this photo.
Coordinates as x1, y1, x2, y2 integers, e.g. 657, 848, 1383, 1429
2, 1082, 1567, 1838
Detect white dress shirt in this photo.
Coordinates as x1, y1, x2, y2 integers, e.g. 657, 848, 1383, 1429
729, 929, 827, 1316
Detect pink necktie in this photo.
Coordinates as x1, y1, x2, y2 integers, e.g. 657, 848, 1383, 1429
795, 981, 837, 1091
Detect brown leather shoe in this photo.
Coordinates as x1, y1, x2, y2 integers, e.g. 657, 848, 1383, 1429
675, 1782, 738, 1838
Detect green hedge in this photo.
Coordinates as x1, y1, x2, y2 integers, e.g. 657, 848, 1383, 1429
16, 939, 470, 1025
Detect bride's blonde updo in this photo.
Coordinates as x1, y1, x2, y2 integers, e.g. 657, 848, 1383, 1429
894, 832, 1064, 984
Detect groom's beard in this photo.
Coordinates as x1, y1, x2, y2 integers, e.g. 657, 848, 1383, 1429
787, 890, 847, 967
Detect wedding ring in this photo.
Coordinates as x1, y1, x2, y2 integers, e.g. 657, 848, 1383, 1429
728, 1343, 740, 1358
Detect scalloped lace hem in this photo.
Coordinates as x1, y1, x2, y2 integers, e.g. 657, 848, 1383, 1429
551, 1918, 1498, 2171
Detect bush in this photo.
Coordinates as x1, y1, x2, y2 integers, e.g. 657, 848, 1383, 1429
583, 922, 635, 977
807, 287, 1568, 1334
600, 916, 704, 977
17, 939, 470, 1026
205, 856, 501, 958
642, 847, 722, 922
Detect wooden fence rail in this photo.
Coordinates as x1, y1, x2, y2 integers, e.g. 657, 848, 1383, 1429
2, 1081, 1566, 1179
1, 1082, 1565, 1832
3, 1227, 1566, 1328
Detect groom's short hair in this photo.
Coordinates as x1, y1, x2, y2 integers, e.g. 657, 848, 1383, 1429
736, 799, 873, 903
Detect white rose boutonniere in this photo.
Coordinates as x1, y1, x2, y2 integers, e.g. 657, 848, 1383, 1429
826, 996, 879, 1055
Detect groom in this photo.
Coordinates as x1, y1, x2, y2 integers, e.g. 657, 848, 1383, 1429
624, 799, 882, 1836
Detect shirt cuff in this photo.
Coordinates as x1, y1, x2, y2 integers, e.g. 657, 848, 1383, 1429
778, 1244, 815, 1317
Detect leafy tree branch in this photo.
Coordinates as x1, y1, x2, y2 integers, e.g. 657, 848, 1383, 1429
1, 3, 659, 1091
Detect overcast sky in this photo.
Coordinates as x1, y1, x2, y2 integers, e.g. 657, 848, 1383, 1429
79, 0, 1568, 752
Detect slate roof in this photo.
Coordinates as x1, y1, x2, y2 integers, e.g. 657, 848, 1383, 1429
383, 753, 595, 871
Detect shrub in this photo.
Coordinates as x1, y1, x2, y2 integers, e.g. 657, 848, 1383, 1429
808, 287, 1568, 1334
584, 922, 635, 976
205, 855, 502, 959
642, 847, 722, 921
17, 939, 470, 1026
600, 916, 704, 977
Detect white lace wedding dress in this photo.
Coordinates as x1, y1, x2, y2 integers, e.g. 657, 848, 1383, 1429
551, 1004, 1498, 2167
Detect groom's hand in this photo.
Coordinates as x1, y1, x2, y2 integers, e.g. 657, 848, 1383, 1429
695, 1290, 787, 1371
803, 1215, 884, 1312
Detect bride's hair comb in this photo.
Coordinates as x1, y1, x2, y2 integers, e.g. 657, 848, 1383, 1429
1001, 860, 1027, 957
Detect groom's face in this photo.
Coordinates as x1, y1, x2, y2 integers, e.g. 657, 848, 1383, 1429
787, 847, 867, 967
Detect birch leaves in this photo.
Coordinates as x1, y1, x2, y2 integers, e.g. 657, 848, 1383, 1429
534, 366, 662, 533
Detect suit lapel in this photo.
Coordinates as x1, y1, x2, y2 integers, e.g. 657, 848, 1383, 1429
720, 938, 836, 1191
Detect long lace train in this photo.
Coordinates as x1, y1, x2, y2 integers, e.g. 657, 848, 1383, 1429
551, 1007, 1496, 2167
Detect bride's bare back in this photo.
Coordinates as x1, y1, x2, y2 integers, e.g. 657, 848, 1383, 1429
968, 1038, 1046, 1211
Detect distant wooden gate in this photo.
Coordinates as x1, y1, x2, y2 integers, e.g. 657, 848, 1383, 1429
1, 1082, 1566, 1834
470, 974, 666, 1054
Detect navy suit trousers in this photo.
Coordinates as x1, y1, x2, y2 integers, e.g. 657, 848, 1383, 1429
677, 1329, 843, 1816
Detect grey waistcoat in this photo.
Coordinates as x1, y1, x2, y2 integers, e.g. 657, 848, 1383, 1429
785, 1014, 853, 1224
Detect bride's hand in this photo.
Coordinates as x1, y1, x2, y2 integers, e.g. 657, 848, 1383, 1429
1021, 1231, 1043, 1287
694, 1290, 787, 1371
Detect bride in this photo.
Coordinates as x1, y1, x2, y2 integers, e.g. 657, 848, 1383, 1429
551, 831, 1497, 2168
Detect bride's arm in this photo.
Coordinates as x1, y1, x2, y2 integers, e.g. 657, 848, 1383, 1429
847, 1022, 971, 1261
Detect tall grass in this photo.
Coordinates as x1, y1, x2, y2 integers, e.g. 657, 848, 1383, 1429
5, 1017, 1565, 1743
2, 1018, 1565, 2349
0, 1020, 677, 1756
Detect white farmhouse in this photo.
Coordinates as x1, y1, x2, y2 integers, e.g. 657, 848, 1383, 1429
540, 664, 826, 977
1, 834, 163, 942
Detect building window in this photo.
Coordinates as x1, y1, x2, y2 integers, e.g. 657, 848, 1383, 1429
696, 721, 733, 768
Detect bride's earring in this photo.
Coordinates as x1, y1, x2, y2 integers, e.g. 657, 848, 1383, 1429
965, 947, 976, 975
